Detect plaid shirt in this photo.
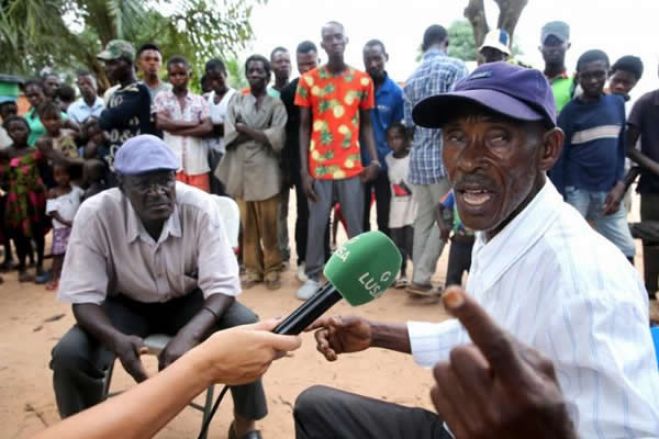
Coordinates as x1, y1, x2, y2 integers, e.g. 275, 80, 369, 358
404, 49, 468, 184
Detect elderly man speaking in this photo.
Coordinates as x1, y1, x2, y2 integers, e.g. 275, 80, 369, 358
295, 63, 659, 438
50, 135, 266, 439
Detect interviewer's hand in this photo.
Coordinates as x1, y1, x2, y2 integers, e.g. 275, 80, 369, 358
189, 319, 302, 386
307, 315, 372, 361
430, 287, 577, 439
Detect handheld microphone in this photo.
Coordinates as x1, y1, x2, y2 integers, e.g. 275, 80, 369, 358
274, 231, 402, 334
199, 231, 401, 439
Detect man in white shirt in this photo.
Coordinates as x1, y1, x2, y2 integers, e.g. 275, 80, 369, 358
67, 71, 104, 125
50, 135, 267, 439
294, 62, 659, 438
203, 58, 236, 195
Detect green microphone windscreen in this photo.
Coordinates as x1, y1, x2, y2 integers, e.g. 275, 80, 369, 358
323, 231, 402, 306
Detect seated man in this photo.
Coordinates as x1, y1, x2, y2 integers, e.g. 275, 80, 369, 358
50, 135, 265, 439
295, 63, 659, 438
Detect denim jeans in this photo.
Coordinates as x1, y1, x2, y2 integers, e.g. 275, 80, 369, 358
565, 187, 636, 257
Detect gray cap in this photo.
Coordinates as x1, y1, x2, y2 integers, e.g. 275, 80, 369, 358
541, 21, 570, 44
114, 135, 179, 175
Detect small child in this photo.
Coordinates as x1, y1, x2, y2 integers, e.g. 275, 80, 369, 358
436, 191, 474, 287
81, 117, 109, 199
384, 122, 416, 288
38, 101, 79, 160
45, 163, 83, 290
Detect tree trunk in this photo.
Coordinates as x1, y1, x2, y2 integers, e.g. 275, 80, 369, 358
493, 0, 528, 42
463, 0, 489, 46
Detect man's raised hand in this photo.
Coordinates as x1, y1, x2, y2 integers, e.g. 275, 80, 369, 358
431, 287, 577, 439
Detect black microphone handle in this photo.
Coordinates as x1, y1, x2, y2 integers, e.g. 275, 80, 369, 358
273, 285, 342, 334
274, 281, 334, 328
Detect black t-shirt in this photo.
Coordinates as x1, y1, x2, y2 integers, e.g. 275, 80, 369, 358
99, 82, 157, 172
280, 78, 301, 184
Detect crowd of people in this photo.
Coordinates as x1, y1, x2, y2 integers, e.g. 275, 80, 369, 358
2, 16, 659, 439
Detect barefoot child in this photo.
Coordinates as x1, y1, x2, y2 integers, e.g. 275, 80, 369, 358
384, 122, 416, 288
45, 163, 83, 290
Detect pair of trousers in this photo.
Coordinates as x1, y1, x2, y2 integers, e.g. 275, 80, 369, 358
50, 290, 267, 420
445, 236, 474, 287
363, 169, 391, 236
208, 149, 226, 196
641, 193, 659, 294
565, 187, 636, 258
237, 195, 282, 279
305, 178, 364, 280
390, 225, 413, 276
411, 180, 450, 285
176, 171, 210, 193
277, 188, 291, 261
294, 385, 451, 439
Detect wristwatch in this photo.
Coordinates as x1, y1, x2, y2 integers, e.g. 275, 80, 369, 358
370, 160, 382, 168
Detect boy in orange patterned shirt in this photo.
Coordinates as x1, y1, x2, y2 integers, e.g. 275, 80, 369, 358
294, 21, 380, 300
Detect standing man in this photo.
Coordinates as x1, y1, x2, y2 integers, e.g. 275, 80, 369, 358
294, 21, 380, 300
361, 39, 404, 237
270, 46, 293, 265
540, 20, 574, 113
67, 71, 104, 125
478, 29, 511, 64
136, 43, 172, 101
624, 62, 659, 298
269, 47, 291, 97
404, 24, 468, 297
217, 55, 287, 290
203, 58, 236, 196
280, 41, 320, 282
550, 50, 636, 262
97, 40, 157, 176
153, 56, 213, 192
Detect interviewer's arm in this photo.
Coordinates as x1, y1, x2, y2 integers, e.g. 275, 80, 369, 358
34, 321, 301, 439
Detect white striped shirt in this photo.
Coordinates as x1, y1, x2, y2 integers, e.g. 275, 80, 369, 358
408, 181, 659, 437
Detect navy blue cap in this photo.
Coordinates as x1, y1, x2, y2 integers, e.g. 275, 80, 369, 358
412, 62, 557, 129
114, 134, 179, 175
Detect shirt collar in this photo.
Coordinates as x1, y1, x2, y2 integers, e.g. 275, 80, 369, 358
125, 195, 182, 244
546, 69, 569, 82
471, 180, 562, 292
422, 48, 447, 60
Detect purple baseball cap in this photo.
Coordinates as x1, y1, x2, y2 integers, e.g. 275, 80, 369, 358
412, 62, 557, 129
114, 134, 179, 175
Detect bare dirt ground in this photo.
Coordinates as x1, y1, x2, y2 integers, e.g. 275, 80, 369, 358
1, 191, 657, 438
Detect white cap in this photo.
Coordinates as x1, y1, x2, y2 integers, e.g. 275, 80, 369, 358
479, 29, 511, 56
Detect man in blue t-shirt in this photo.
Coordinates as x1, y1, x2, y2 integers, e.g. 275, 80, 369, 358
361, 39, 404, 236
550, 49, 635, 261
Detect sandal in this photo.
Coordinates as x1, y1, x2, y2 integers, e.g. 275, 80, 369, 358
18, 270, 33, 283
45, 280, 59, 291
241, 274, 262, 289
228, 421, 262, 439
265, 276, 281, 290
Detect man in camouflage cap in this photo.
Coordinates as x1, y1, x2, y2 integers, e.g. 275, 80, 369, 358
96, 39, 157, 185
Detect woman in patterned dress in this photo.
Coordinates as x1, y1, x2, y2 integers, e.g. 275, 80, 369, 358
0, 116, 48, 282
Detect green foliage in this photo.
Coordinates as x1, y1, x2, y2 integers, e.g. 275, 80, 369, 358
447, 20, 477, 62
0, 0, 261, 85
